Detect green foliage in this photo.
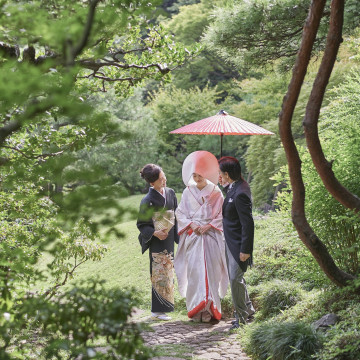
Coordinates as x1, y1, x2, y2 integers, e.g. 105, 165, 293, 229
75, 88, 159, 194
249, 214, 328, 289
171, 50, 242, 95
150, 85, 221, 191
273, 69, 360, 275
165, 0, 217, 46
162, 0, 201, 16
243, 321, 323, 360
348, 27, 360, 63
241, 211, 360, 360
3, 279, 151, 360
239, 55, 356, 206
314, 299, 360, 360
165, 0, 243, 96
0, 0, 197, 357
203, 0, 313, 71
203, 0, 360, 72
252, 279, 305, 320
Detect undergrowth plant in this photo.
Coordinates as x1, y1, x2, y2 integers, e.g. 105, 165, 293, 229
2, 279, 151, 360
243, 321, 323, 360
250, 213, 329, 289
251, 279, 305, 320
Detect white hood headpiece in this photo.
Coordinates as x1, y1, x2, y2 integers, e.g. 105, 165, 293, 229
182, 151, 219, 186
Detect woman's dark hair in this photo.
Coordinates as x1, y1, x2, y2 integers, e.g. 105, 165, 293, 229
140, 164, 163, 184
218, 156, 242, 181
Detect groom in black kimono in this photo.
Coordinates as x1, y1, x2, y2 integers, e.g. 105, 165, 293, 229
218, 156, 255, 330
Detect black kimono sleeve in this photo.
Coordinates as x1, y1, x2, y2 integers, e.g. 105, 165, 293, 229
136, 198, 155, 254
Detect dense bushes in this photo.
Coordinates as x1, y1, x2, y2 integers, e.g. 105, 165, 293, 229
243, 212, 360, 360
252, 280, 305, 320
243, 321, 323, 360
2, 279, 151, 360
249, 212, 329, 290
314, 296, 360, 360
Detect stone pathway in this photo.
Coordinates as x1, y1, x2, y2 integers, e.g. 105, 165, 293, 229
138, 315, 250, 360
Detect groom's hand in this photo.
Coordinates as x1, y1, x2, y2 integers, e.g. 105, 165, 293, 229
240, 252, 250, 262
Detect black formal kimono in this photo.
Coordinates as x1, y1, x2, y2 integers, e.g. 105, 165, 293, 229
222, 180, 254, 272
137, 187, 179, 313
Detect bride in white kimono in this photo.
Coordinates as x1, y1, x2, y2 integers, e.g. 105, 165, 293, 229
174, 151, 228, 322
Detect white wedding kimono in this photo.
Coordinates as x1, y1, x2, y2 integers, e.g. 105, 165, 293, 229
174, 182, 228, 320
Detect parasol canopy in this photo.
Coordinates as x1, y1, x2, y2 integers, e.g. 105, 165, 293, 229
170, 110, 274, 156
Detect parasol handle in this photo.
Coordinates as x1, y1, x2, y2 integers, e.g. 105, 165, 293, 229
220, 133, 223, 158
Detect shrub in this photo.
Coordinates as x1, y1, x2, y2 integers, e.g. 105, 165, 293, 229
2, 279, 152, 360
244, 321, 323, 360
253, 279, 304, 320
249, 213, 329, 290
275, 289, 324, 322
315, 299, 360, 360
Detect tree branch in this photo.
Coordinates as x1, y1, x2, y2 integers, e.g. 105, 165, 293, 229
78, 58, 171, 74
0, 121, 21, 146
68, 0, 101, 65
43, 258, 87, 300
2, 145, 66, 159
303, 0, 360, 213
279, 0, 355, 287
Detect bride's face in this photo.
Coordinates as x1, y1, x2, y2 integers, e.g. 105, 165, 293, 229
193, 173, 206, 187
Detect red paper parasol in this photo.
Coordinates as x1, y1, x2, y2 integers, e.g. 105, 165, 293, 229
170, 110, 274, 157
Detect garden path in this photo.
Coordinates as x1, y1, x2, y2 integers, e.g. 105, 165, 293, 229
136, 311, 250, 360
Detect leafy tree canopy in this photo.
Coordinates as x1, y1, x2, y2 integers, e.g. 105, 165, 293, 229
0, 0, 198, 228
203, 0, 360, 72
0, 1, 197, 357
165, 0, 217, 46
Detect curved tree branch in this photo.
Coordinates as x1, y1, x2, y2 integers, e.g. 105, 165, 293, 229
0, 121, 21, 146
303, 0, 360, 213
68, 0, 101, 65
279, 0, 355, 287
78, 58, 171, 74
2, 145, 66, 159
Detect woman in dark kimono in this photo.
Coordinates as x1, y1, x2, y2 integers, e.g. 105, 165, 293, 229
137, 164, 179, 321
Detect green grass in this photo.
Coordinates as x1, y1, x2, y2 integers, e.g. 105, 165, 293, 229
69, 219, 150, 291
36, 193, 190, 315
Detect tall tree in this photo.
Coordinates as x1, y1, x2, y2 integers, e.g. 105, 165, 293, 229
0, 0, 196, 357
203, 0, 360, 72
204, 0, 360, 287
0, 0, 196, 228
279, 0, 359, 287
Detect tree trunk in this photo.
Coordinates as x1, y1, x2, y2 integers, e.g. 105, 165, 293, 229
303, 0, 360, 213
279, 0, 355, 287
